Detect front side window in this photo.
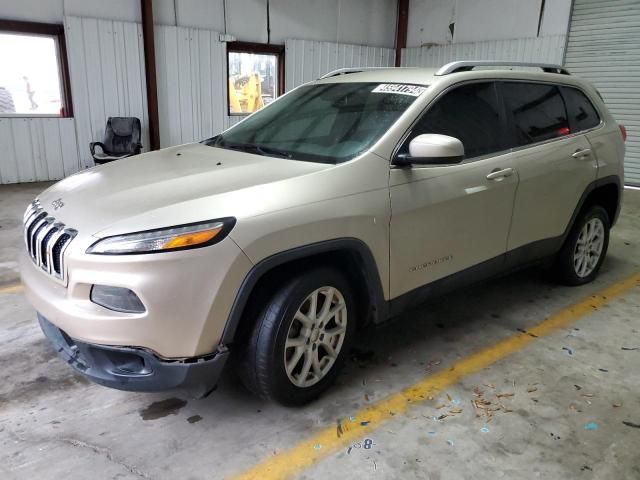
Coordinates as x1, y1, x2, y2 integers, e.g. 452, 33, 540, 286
0, 26, 69, 116
401, 82, 503, 159
208, 82, 425, 164
503, 82, 569, 146
561, 86, 601, 132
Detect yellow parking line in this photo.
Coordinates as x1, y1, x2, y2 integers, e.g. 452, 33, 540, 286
0, 283, 23, 294
230, 272, 640, 480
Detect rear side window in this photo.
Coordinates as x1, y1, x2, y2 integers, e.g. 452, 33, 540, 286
403, 82, 503, 159
561, 87, 601, 132
503, 82, 569, 146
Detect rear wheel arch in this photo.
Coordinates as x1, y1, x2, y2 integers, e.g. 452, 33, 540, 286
564, 176, 621, 241
220, 239, 386, 347
580, 182, 620, 227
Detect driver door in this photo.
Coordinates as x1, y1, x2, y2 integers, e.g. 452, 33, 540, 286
389, 81, 518, 299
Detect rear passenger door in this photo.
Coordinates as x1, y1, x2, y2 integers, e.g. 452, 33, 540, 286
502, 82, 598, 252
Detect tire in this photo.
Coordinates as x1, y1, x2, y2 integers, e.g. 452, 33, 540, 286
554, 205, 610, 286
238, 267, 356, 405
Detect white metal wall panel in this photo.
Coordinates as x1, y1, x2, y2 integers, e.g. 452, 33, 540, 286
155, 25, 228, 147
564, 0, 640, 185
401, 35, 567, 68
285, 39, 394, 90
64, 16, 149, 169
0, 118, 79, 184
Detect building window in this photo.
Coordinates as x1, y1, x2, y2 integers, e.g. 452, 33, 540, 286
227, 42, 284, 116
0, 20, 72, 117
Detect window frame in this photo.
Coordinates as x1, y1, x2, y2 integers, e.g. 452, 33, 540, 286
498, 80, 605, 154
500, 80, 573, 149
393, 79, 511, 165
559, 85, 603, 134
395, 78, 609, 168
0, 19, 73, 118
226, 41, 284, 117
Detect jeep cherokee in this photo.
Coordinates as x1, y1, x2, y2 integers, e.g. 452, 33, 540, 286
21, 61, 625, 405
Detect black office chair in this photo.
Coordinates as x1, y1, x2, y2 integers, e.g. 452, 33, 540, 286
90, 117, 142, 165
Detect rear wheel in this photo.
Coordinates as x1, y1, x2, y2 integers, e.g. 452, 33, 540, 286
238, 267, 356, 405
554, 205, 610, 285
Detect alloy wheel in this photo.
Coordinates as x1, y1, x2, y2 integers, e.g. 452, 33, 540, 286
573, 218, 605, 278
284, 286, 348, 388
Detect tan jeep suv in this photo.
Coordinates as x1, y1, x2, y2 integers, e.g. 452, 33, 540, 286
21, 61, 625, 405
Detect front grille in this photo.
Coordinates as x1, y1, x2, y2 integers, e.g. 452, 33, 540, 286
23, 200, 77, 284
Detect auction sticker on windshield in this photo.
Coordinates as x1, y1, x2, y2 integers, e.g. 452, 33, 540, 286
372, 84, 427, 96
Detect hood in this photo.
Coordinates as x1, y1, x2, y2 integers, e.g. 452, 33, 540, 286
37, 143, 331, 235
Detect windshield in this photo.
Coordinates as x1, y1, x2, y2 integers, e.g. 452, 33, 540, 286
204, 82, 426, 164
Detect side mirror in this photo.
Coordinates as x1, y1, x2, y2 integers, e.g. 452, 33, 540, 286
394, 134, 465, 166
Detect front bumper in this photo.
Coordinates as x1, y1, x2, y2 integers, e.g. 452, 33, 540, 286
38, 314, 229, 396
20, 235, 253, 358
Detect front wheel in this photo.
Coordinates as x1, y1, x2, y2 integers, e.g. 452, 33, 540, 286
238, 267, 356, 405
554, 205, 610, 285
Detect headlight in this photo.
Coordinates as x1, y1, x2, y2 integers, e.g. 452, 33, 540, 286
86, 218, 236, 255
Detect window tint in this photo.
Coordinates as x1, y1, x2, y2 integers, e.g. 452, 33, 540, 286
403, 82, 503, 159
503, 82, 569, 146
561, 87, 601, 132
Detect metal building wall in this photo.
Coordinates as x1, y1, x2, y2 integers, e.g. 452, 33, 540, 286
0, 22, 396, 184
154, 36, 396, 145
64, 16, 149, 169
285, 39, 394, 90
564, 0, 640, 186
0, 118, 79, 184
155, 25, 229, 148
401, 35, 567, 68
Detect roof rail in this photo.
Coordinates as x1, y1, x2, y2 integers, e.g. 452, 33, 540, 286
435, 61, 570, 76
319, 67, 386, 79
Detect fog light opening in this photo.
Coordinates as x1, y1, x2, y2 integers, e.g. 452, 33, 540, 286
90, 285, 146, 314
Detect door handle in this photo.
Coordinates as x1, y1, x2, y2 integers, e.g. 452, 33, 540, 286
572, 148, 592, 159
486, 167, 514, 181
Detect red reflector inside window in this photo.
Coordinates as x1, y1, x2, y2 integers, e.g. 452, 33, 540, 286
558, 127, 570, 136
619, 125, 627, 142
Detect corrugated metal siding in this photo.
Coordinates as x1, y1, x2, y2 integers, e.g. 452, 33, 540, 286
155, 25, 228, 147
401, 35, 567, 68
64, 16, 149, 169
285, 39, 394, 90
0, 118, 79, 184
564, 0, 640, 186
154, 36, 395, 144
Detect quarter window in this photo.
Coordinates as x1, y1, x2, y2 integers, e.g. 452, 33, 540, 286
402, 82, 503, 159
503, 82, 569, 146
561, 87, 601, 132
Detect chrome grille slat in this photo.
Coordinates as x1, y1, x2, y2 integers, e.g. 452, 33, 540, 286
52, 233, 72, 275
40, 224, 60, 270
35, 218, 55, 267
30, 217, 50, 259
24, 210, 45, 253
45, 224, 65, 273
23, 200, 77, 284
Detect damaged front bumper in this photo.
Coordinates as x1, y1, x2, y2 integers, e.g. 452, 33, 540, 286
38, 314, 229, 397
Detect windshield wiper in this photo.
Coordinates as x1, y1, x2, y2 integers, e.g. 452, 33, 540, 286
219, 141, 293, 159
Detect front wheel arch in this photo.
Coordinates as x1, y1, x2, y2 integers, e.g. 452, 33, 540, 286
221, 239, 387, 348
